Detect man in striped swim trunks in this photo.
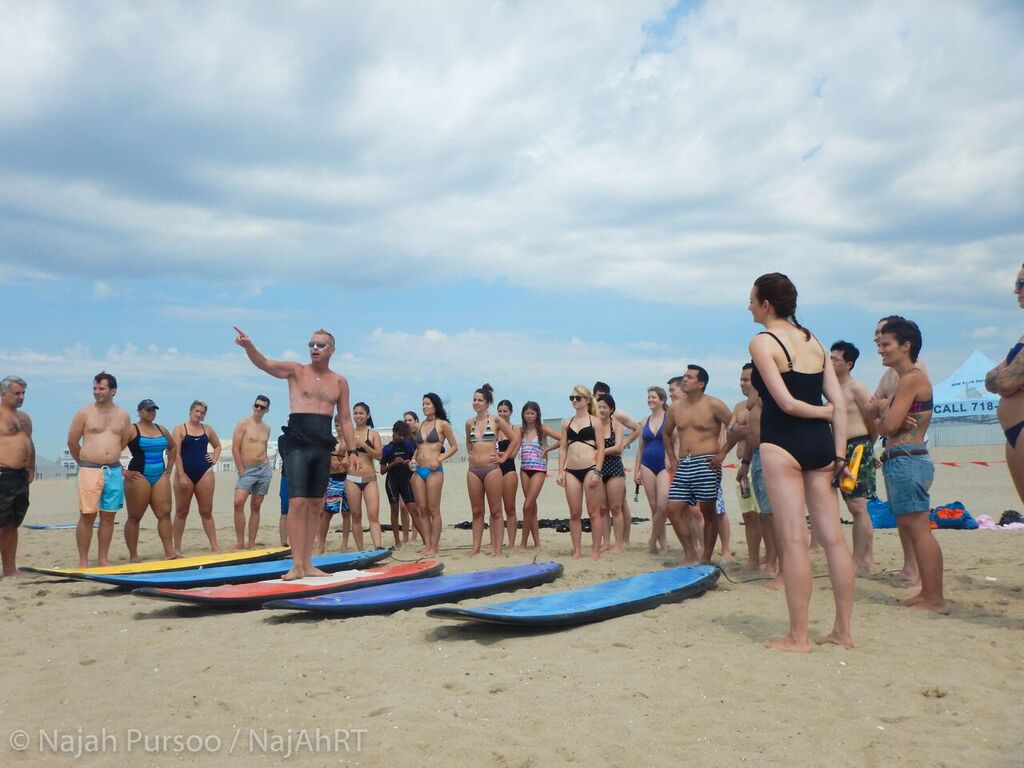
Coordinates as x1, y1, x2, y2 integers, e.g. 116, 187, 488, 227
663, 366, 733, 564
67, 372, 132, 567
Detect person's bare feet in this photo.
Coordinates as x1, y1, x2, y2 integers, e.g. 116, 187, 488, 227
765, 634, 810, 653
468, 548, 481, 557
610, 545, 623, 554
2, 569, 24, 578
281, 568, 303, 581
891, 569, 918, 584
739, 563, 760, 577
304, 567, 330, 578
854, 561, 873, 577
129, 556, 143, 564
902, 593, 950, 614
816, 630, 854, 649
591, 549, 601, 561
765, 575, 784, 590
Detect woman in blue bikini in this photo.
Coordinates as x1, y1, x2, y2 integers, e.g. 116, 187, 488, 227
412, 392, 458, 557
635, 386, 670, 554
124, 399, 176, 561
986, 263, 1024, 505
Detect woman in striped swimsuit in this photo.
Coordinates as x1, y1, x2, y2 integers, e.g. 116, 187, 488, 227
464, 384, 517, 556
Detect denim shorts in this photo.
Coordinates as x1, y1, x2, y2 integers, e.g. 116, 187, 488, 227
750, 449, 772, 516
882, 445, 933, 516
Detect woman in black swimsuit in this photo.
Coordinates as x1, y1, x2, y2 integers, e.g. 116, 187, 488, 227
596, 393, 626, 554
496, 399, 522, 552
557, 385, 605, 560
748, 273, 855, 653
171, 401, 223, 555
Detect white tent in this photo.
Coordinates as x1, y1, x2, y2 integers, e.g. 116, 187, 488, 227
931, 350, 999, 421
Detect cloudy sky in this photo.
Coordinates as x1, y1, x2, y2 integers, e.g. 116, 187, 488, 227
2, 0, 1022, 458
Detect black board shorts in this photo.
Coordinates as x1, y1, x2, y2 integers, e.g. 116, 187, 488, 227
279, 414, 335, 499
0, 467, 30, 528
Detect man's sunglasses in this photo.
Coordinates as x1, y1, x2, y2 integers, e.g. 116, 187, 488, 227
253, 404, 268, 410
308, 341, 331, 350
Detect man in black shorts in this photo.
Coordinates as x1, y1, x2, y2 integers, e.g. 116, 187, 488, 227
0, 376, 34, 577
234, 327, 356, 579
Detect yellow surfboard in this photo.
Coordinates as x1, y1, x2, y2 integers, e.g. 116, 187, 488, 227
25, 547, 291, 578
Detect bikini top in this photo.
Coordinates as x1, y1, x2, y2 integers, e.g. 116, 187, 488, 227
1007, 342, 1024, 366
566, 417, 596, 448
468, 416, 497, 444
415, 422, 440, 445
904, 369, 933, 413
909, 398, 933, 414
354, 430, 374, 454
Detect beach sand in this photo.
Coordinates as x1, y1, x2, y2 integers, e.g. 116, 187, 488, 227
2, 445, 1022, 767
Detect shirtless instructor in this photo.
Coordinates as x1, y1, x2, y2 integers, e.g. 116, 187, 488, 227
234, 327, 357, 580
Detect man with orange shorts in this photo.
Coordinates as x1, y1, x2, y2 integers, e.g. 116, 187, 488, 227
67, 372, 132, 567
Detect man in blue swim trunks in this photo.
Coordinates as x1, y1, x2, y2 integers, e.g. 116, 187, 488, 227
67, 372, 132, 567
0, 376, 34, 577
234, 327, 356, 580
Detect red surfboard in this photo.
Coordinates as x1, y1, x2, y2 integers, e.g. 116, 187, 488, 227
131, 560, 443, 607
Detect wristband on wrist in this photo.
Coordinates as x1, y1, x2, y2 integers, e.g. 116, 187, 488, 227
740, 459, 750, 466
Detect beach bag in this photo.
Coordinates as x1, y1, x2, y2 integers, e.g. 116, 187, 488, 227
928, 501, 978, 530
867, 497, 895, 529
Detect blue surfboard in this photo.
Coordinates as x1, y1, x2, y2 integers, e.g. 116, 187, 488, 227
263, 561, 563, 616
80, 549, 392, 589
426, 565, 719, 627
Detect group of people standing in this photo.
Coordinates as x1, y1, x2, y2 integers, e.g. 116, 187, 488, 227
1, 268, 1022, 657
62, 380, 277, 569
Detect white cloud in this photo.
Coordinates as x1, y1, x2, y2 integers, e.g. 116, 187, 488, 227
970, 326, 1000, 339
0, 1, 1021, 313
91, 280, 113, 300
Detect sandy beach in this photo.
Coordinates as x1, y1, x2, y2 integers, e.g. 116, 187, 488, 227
2, 444, 1022, 767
